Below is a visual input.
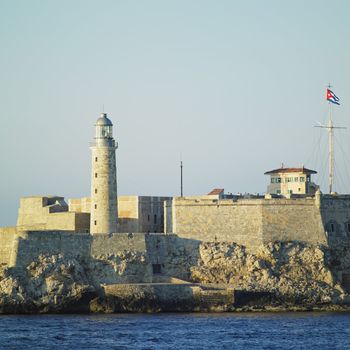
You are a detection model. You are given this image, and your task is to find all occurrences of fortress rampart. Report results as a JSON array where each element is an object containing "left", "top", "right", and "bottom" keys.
[
  {"left": 0, "top": 231, "right": 152, "bottom": 268},
  {"left": 165, "top": 194, "right": 350, "bottom": 250},
  {"left": 2, "top": 194, "right": 350, "bottom": 271}
]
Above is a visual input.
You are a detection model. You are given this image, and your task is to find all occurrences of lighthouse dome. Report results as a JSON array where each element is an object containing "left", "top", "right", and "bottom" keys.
[{"left": 95, "top": 113, "right": 113, "bottom": 126}]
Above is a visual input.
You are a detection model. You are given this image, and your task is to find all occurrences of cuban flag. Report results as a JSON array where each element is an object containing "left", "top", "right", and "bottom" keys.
[{"left": 326, "top": 88, "right": 340, "bottom": 105}]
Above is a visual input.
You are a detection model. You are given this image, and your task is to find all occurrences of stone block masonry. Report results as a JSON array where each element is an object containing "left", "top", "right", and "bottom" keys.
[
  {"left": 1, "top": 231, "right": 149, "bottom": 268},
  {"left": 165, "top": 196, "right": 329, "bottom": 251},
  {"left": 0, "top": 227, "right": 17, "bottom": 266}
]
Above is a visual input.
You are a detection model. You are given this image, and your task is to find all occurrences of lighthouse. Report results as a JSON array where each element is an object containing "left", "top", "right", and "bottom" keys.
[{"left": 90, "top": 113, "right": 118, "bottom": 234}]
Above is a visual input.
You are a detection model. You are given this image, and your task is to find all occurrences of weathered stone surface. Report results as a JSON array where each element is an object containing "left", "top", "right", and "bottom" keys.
[
  {"left": 0, "top": 254, "right": 95, "bottom": 313},
  {"left": 190, "top": 241, "right": 343, "bottom": 307},
  {"left": 0, "top": 250, "right": 151, "bottom": 313},
  {"left": 1, "top": 241, "right": 350, "bottom": 313}
]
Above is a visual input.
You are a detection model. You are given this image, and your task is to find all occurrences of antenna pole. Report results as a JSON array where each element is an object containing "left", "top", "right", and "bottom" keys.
[{"left": 180, "top": 160, "right": 183, "bottom": 197}]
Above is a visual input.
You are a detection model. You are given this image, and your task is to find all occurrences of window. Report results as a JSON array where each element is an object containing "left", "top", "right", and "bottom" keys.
[
  {"left": 276, "top": 190, "right": 281, "bottom": 194},
  {"left": 277, "top": 178, "right": 281, "bottom": 183},
  {"left": 288, "top": 190, "right": 293, "bottom": 194},
  {"left": 294, "top": 177, "right": 299, "bottom": 182},
  {"left": 271, "top": 178, "right": 276, "bottom": 183},
  {"left": 94, "top": 204, "right": 97, "bottom": 209},
  {"left": 300, "top": 177, "right": 305, "bottom": 182},
  {"left": 345, "top": 222, "right": 350, "bottom": 234},
  {"left": 95, "top": 173, "right": 98, "bottom": 178},
  {"left": 94, "top": 220, "right": 97, "bottom": 225},
  {"left": 95, "top": 157, "right": 98, "bottom": 162},
  {"left": 148, "top": 214, "right": 150, "bottom": 222},
  {"left": 154, "top": 214, "right": 157, "bottom": 224},
  {"left": 327, "top": 221, "right": 336, "bottom": 233},
  {"left": 95, "top": 189, "right": 98, "bottom": 194},
  {"left": 298, "top": 188, "right": 301, "bottom": 192},
  {"left": 152, "top": 264, "right": 162, "bottom": 274}
]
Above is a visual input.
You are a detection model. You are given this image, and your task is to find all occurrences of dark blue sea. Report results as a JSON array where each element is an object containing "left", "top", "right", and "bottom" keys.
[{"left": 0, "top": 312, "right": 350, "bottom": 349}]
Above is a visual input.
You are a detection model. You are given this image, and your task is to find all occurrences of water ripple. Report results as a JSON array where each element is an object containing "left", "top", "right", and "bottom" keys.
[{"left": 0, "top": 313, "right": 350, "bottom": 349}]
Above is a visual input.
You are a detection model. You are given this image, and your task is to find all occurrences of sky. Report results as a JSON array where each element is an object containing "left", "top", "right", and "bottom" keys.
[{"left": 1, "top": 0, "right": 350, "bottom": 226}]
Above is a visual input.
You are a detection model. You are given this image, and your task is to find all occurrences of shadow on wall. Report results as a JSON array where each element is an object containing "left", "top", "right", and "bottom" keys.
[
  {"left": 117, "top": 218, "right": 139, "bottom": 233},
  {"left": 12, "top": 231, "right": 154, "bottom": 285},
  {"left": 12, "top": 231, "right": 203, "bottom": 284},
  {"left": 145, "top": 234, "right": 202, "bottom": 281}
]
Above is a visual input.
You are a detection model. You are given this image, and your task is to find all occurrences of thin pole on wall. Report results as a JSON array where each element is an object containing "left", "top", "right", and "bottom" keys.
[{"left": 180, "top": 160, "right": 183, "bottom": 197}]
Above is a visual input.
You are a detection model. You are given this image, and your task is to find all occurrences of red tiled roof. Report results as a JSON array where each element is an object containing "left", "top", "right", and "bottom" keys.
[
  {"left": 208, "top": 188, "right": 224, "bottom": 195},
  {"left": 264, "top": 167, "right": 317, "bottom": 175}
]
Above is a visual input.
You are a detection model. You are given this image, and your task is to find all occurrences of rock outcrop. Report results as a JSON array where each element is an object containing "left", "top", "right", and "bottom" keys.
[
  {"left": 0, "top": 254, "right": 95, "bottom": 313},
  {"left": 0, "top": 250, "right": 150, "bottom": 313},
  {"left": 190, "top": 241, "right": 346, "bottom": 308},
  {"left": 0, "top": 241, "right": 350, "bottom": 313}
]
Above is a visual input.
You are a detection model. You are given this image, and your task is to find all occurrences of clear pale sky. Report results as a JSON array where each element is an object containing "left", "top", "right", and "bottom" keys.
[{"left": 1, "top": 0, "right": 350, "bottom": 226}]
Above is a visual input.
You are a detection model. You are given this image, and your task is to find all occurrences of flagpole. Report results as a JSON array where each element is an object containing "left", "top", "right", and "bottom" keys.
[
  {"left": 328, "top": 101, "right": 334, "bottom": 194},
  {"left": 314, "top": 86, "right": 345, "bottom": 194}
]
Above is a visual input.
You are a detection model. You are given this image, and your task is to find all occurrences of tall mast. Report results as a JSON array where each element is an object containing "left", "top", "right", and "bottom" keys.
[
  {"left": 315, "top": 85, "right": 345, "bottom": 194},
  {"left": 328, "top": 102, "right": 334, "bottom": 193}
]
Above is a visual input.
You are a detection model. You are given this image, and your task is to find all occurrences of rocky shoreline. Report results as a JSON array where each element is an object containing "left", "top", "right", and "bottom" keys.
[{"left": 1, "top": 241, "right": 350, "bottom": 314}]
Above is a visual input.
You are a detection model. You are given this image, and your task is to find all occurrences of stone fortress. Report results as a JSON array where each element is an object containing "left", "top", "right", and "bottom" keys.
[{"left": 2, "top": 112, "right": 350, "bottom": 312}]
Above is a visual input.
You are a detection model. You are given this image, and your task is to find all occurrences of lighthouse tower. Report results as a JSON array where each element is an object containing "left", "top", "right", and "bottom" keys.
[{"left": 90, "top": 113, "right": 118, "bottom": 234}]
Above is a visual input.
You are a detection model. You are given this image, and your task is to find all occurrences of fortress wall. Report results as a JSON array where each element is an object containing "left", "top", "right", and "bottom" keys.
[
  {"left": 145, "top": 234, "right": 201, "bottom": 280},
  {"left": 11, "top": 231, "right": 149, "bottom": 268},
  {"left": 46, "top": 213, "right": 76, "bottom": 231},
  {"left": 167, "top": 197, "right": 329, "bottom": 250},
  {"left": 117, "top": 196, "right": 139, "bottom": 232},
  {"left": 168, "top": 198, "right": 264, "bottom": 249},
  {"left": 91, "top": 233, "right": 147, "bottom": 256},
  {"left": 137, "top": 196, "right": 169, "bottom": 233},
  {"left": 75, "top": 213, "right": 91, "bottom": 233},
  {"left": 261, "top": 198, "right": 327, "bottom": 244},
  {"left": 0, "top": 227, "right": 17, "bottom": 266},
  {"left": 68, "top": 197, "right": 91, "bottom": 213},
  {"left": 320, "top": 196, "right": 350, "bottom": 245},
  {"left": 46, "top": 212, "right": 90, "bottom": 232},
  {"left": 164, "top": 200, "right": 173, "bottom": 234},
  {"left": 13, "top": 231, "right": 91, "bottom": 267},
  {"left": 17, "top": 197, "right": 48, "bottom": 228}
]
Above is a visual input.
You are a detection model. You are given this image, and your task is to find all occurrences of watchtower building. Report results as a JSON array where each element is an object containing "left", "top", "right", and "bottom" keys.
[
  {"left": 265, "top": 166, "right": 318, "bottom": 196},
  {"left": 90, "top": 113, "right": 118, "bottom": 234}
]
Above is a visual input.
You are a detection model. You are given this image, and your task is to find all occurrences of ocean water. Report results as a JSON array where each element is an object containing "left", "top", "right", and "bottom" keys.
[{"left": 0, "top": 312, "right": 350, "bottom": 349}]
